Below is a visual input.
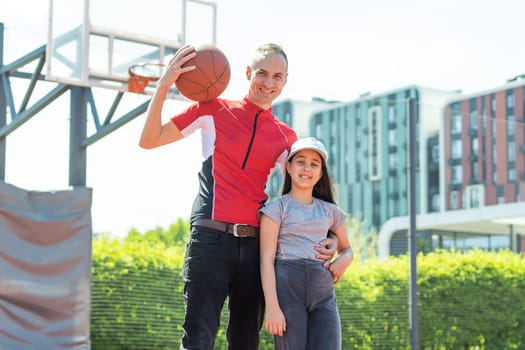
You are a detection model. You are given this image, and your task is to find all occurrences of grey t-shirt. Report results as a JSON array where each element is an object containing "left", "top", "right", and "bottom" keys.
[{"left": 260, "top": 194, "right": 347, "bottom": 261}]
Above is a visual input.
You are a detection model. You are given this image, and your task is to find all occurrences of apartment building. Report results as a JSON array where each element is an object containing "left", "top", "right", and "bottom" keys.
[
  {"left": 268, "top": 82, "right": 525, "bottom": 258},
  {"left": 309, "top": 86, "right": 457, "bottom": 229},
  {"left": 443, "top": 81, "right": 525, "bottom": 210},
  {"left": 380, "top": 80, "right": 525, "bottom": 257},
  {"left": 266, "top": 98, "right": 341, "bottom": 199}
]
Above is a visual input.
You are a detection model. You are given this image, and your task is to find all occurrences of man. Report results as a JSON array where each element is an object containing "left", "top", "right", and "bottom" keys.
[{"left": 139, "top": 43, "right": 337, "bottom": 350}]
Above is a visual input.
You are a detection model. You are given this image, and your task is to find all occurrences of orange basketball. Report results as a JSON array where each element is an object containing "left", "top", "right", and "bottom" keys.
[{"left": 175, "top": 44, "right": 231, "bottom": 102}]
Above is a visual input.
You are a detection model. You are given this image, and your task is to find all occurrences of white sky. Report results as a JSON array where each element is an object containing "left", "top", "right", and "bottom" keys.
[{"left": 1, "top": 0, "right": 525, "bottom": 237}]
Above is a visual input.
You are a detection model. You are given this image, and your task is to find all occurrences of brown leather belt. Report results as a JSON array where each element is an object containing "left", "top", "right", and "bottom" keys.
[{"left": 193, "top": 219, "right": 259, "bottom": 238}]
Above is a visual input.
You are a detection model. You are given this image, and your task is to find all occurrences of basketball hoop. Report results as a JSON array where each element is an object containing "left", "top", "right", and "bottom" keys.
[{"left": 128, "top": 63, "right": 165, "bottom": 93}]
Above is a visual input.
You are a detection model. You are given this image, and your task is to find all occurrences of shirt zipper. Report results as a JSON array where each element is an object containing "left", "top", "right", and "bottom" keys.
[{"left": 241, "top": 110, "right": 262, "bottom": 169}]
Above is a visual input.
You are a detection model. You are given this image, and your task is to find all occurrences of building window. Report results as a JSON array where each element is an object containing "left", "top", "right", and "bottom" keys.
[
  {"left": 451, "top": 139, "right": 462, "bottom": 159},
  {"left": 315, "top": 121, "right": 322, "bottom": 137},
  {"left": 465, "top": 185, "right": 484, "bottom": 208},
  {"left": 431, "top": 194, "right": 440, "bottom": 212},
  {"left": 492, "top": 135, "right": 497, "bottom": 184},
  {"left": 472, "top": 161, "right": 479, "bottom": 182},
  {"left": 389, "top": 129, "right": 396, "bottom": 145},
  {"left": 389, "top": 153, "right": 397, "bottom": 170},
  {"left": 481, "top": 96, "right": 487, "bottom": 130},
  {"left": 509, "top": 167, "right": 516, "bottom": 182},
  {"left": 472, "top": 137, "right": 479, "bottom": 154},
  {"left": 355, "top": 107, "right": 361, "bottom": 145},
  {"left": 507, "top": 89, "right": 515, "bottom": 110},
  {"left": 431, "top": 144, "right": 439, "bottom": 163},
  {"left": 451, "top": 112, "right": 462, "bottom": 134},
  {"left": 470, "top": 188, "right": 480, "bottom": 208},
  {"left": 450, "top": 191, "right": 459, "bottom": 209},
  {"left": 388, "top": 105, "right": 396, "bottom": 123},
  {"left": 369, "top": 106, "right": 382, "bottom": 181},
  {"left": 507, "top": 114, "right": 515, "bottom": 136},
  {"left": 508, "top": 140, "right": 515, "bottom": 162},
  {"left": 497, "top": 185, "right": 504, "bottom": 204},
  {"left": 347, "top": 188, "right": 353, "bottom": 214},
  {"left": 452, "top": 165, "right": 463, "bottom": 184},
  {"left": 470, "top": 107, "right": 478, "bottom": 130}
]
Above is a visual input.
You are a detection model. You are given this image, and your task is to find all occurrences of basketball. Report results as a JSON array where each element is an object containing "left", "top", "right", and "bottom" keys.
[{"left": 175, "top": 44, "right": 231, "bottom": 102}]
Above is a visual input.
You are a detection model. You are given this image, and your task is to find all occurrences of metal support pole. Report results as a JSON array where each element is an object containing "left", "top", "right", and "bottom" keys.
[
  {"left": 509, "top": 224, "right": 515, "bottom": 252},
  {"left": 408, "top": 97, "right": 419, "bottom": 349},
  {"left": 0, "top": 22, "right": 6, "bottom": 180},
  {"left": 69, "top": 86, "right": 88, "bottom": 187}
]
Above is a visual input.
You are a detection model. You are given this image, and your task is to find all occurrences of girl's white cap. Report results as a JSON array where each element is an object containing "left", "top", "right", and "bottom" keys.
[{"left": 288, "top": 137, "right": 328, "bottom": 162}]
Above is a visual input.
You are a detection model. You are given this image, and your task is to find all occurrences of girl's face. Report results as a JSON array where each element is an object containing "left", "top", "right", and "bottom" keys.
[{"left": 286, "top": 149, "right": 323, "bottom": 190}]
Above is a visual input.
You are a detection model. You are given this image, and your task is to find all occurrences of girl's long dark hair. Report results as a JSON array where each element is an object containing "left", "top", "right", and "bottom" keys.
[{"left": 281, "top": 154, "right": 336, "bottom": 204}]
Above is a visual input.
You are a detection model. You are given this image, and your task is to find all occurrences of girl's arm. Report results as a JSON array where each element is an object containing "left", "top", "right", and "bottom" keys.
[
  {"left": 259, "top": 214, "right": 286, "bottom": 336},
  {"left": 328, "top": 222, "right": 354, "bottom": 284}
]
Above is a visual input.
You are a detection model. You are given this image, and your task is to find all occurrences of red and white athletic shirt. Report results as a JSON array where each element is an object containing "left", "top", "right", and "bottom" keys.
[{"left": 171, "top": 96, "right": 297, "bottom": 227}]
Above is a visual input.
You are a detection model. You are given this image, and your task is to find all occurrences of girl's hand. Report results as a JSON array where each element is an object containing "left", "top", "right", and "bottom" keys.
[{"left": 265, "top": 306, "right": 287, "bottom": 336}]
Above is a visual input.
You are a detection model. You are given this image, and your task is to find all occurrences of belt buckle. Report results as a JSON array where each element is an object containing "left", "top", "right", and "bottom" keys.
[{"left": 232, "top": 223, "right": 248, "bottom": 237}]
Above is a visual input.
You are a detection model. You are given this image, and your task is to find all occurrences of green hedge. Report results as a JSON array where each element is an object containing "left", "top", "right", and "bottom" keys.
[
  {"left": 337, "top": 250, "right": 525, "bottom": 349},
  {"left": 91, "top": 239, "right": 525, "bottom": 349},
  {"left": 91, "top": 238, "right": 185, "bottom": 349}
]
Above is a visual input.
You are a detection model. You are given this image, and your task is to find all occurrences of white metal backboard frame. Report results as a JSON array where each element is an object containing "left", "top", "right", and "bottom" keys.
[{"left": 46, "top": 0, "right": 217, "bottom": 93}]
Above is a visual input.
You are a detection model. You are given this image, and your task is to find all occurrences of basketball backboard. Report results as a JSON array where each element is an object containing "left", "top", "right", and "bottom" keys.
[{"left": 46, "top": 0, "right": 217, "bottom": 93}]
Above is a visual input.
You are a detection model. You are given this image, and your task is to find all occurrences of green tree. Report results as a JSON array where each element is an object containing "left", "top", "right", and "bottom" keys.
[
  {"left": 347, "top": 214, "right": 378, "bottom": 263},
  {"left": 125, "top": 218, "right": 190, "bottom": 247}
]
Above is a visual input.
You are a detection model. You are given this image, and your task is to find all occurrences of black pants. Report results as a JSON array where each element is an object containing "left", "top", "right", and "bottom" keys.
[{"left": 180, "top": 226, "right": 264, "bottom": 350}]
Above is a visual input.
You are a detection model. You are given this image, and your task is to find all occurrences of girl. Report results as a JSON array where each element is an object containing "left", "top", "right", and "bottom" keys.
[{"left": 259, "top": 137, "right": 354, "bottom": 350}]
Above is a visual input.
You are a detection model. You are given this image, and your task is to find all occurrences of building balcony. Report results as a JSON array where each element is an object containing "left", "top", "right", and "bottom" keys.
[
  {"left": 447, "top": 158, "right": 462, "bottom": 166},
  {"left": 448, "top": 183, "right": 462, "bottom": 191},
  {"left": 468, "top": 178, "right": 480, "bottom": 185},
  {"left": 451, "top": 133, "right": 462, "bottom": 140}
]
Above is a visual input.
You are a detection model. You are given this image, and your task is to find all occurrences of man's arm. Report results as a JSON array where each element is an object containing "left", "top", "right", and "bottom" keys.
[
  {"left": 316, "top": 231, "right": 338, "bottom": 268},
  {"left": 326, "top": 224, "right": 354, "bottom": 284},
  {"left": 139, "top": 45, "right": 196, "bottom": 149}
]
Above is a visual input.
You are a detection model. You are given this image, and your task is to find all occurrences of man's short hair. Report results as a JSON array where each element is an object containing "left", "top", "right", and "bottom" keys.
[{"left": 254, "top": 43, "right": 288, "bottom": 67}]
